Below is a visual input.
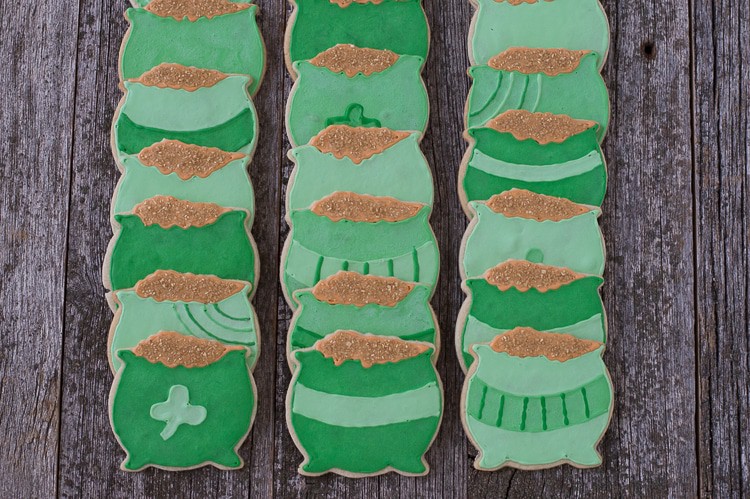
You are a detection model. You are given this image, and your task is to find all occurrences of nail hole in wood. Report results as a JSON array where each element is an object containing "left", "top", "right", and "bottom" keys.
[{"left": 641, "top": 41, "right": 656, "bottom": 59}]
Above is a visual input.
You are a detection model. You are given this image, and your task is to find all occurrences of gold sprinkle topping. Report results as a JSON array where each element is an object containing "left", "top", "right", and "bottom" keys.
[
  {"left": 310, "top": 192, "right": 422, "bottom": 222},
  {"left": 490, "top": 327, "right": 601, "bottom": 362},
  {"left": 309, "top": 126, "right": 409, "bottom": 164},
  {"left": 133, "top": 63, "right": 228, "bottom": 91},
  {"left": 485, "top": 260, "right": 583, "bottom": 292},
  {"left": 315, "top": 331, "right": 428, "bottom": 367},
  {"left": 485, "top": 110, "right": 596, "bottom": 144},
  {"left": 135, "top": 270, "right": 246, "bottom": 303},
  {"left": 145, "top": 0, "right": 250, "bottom": 21},
  {"left": 138, "top": 140, "right": 244, "bottom": 180},
  {"left": 330, "top": 0, "right": 383, "bottom": 6},
  {"left": 485, "top": 189, "right": 591, "bottom": 221},
  {"left": 310, "top": 44, "right": 399, "bottom": 77},
  {"left": 488, "top": 48, "right": 589, "bottom": 76},
  {"left": 312, "top": 271, "right": 414, "bottom": 307},
  {"left": 133, "top": 195, "right": 229, "bottom": 228},
  {"left": 133, "top": 331, "right": 241, "bottom": 367}
]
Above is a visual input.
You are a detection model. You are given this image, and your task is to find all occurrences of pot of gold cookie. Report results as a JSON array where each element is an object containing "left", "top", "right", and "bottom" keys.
[
  {"left": 462, "top": 327, "right": 612, "bottom": 470},
  {"left": 286, "top": 45, "right": 428, "bottom": 147},
  {"left": 287, "top": 331, "right": 443, "bottom": 476},
  {"left": 110, "top": 332, "right": 256, "bottom": 471}
]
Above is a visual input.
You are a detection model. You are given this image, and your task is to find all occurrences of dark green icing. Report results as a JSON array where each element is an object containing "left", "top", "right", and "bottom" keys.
[{"left": 108, "top": 210, "right": 255, "bottom": 290}]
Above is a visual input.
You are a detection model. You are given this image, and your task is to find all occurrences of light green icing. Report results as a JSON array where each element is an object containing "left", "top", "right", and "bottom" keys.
[
  {"left": 470, "top": 0, "right": 610, "bottom": 70},
  {"left": 469, "top": 148, "right": 603, "bottom": 182},
  {"left": 472, "top": 345, "right": 605, "bottom": 396},
  {"left": 462, "top": 202, "right": 605, "bottom": 278},
  {"left": 110, "top": 286, "right": 259, "bottom": 372},
  {"left": 287, "top": 56, "right": 428, "bottom": 147},
  {"left": 113, "top": 155, "right": 254, "bottom": 216},
  {"left": 292, "top": 382, "right": 441, "bottom": 427},
  {"left": 467, "top": 412, "right": 608, "bottom": 469},
  {"left": 131, "top": 0, "right": 248, "bottom": 6},
  {"left": 150, "top": 385, "right": 207, "bottom": 440},
  {"left": 122, "top": 76, "right": 252, "bottom": 131},
  {"left": 287, "top": 134, "right": 433, "bottom": 210}
]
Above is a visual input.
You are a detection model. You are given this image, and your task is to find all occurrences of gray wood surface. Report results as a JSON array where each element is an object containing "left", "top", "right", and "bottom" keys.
[{"left": 0, "top": 0, "right": 746, "bottom": 496}]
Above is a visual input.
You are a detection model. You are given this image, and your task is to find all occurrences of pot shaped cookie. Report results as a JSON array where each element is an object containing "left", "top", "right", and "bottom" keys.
[
  {"left": 110, "top": 332, "right": 256, "bottom": 471},
  {"left": 466, "top": 49, "right": 609, "bottom": 140},
  {"left": 113, "top": 140, "right": 254, "bottom": 218},
  {"left": 460, "top": 111, "right": 606, "bottom": 212},
  {"left": 461, "top": 189, "right": 605, "bottom": 279},
  {"left": 282, "top": 192, "right": 439, "bottom": 308},
  {"left": 285, "top": 0, "right": 428, "bottom": 75},
  {"left": 288, "top": 271, "right": 438, "bottom": 365},
  {"left": 120, "top": 0, "right": 265, "bottom": 95},
  {"left": 113, "top": 64, "right": 258, "bottom": 156},
  {"left": 287, "top": 331, "right": 443, "bottom": 476},
  {"left": 104, "top": 196, "right": 257, "bottom": 291},
  {"left": 109, "top": 270, "right": 260, "bottom": 372},
  {"left": 287, "top": 126, "right": 433, "bottom": 211},
  {"left": 286, "top": 45, "right": 428, "bottom": 147},
  {"left": 462, "top": 328, "right": 612, "bottom": 470},
  {"left": 457, "top": 260, "right": 605, "bottom": 370},
  {"left": 469, "top": 0, "right": 610, "bottom": 71}
]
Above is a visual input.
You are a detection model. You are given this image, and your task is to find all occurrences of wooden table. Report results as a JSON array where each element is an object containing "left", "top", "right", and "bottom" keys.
[{"left": 1, "top": 0, "right": 747, "bottom": 496}]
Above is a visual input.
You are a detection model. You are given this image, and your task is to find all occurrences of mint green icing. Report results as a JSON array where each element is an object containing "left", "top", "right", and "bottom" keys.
[
  {"left": 292, "top": 382, "right": 441, "bottom": 427},
  {"left": 462, "top": 203, "right": 605, "bottom": 278},
  {"left": 150, "top": 385, "right": 208, "bottom": 440},
  {"left": 110, "top": 285, "right": 259, "bottom": 372},
  {"left": 470, "top": 0, "right": 610, "bottom": 70},
  {"left": 113, "top": 155, "right": 254, "bottom": 216},
  {"left": 287, "top": 133, "right": 433, "bottom": 210},
  {"left": 469, "top": 149, "right": 602, "bottom": 182},
  {"left": 122, "top": 77, "right": 252, "bottom": 131},
  {"left": 287, "top": 56, "right": 428, "bottom": 147},
  {"left": 121, "top": 7, "right": 265, "bottom": 95},
  {"left": 466, "top": 53, "right": 609, "bottom": 140}
]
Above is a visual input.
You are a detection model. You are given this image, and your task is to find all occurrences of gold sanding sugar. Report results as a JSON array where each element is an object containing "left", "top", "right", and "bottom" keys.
[
  {"left": 485, "top": 110, "right": 596, "bottom": 144},
  {"left": 485, "top": 260, "right": 582, "bottom": 292},
  {"left": 136, "top": 63, "right": 227, "bottom": 90},
  {"left": 135, "top": 270, "right": 245, "bottom": 303},
  {"left": 485, "top": 188, "right": 590, "bottom": 221},
  {"left": 316, "top": 331, "right": 428, "bottom": 367},
  {"left": 133, "top": 195, "right": 228, "bottom": 228},
  {"left": 146, "top": 0, "right": 249, "bottom": 20},
  {"left": 488, "top": 48, "right": 589, "bottom": 76},
  {"left": 133, "top": 332, "right": 232, "bottom": 368},
  {"left": 490, "top": 327, "right": 601, "bottom": 361},
  {"left": 312, "top": 271, "right": 414, "bottom": 307},
  {"left": 310, "top": 44, "right": 399, "bottom": 77},
  {"left": 139, "top": 140, "right": 244, "bottom": 180},
  {"left": 311, "top": 192, "right": 422, "bottom": 222},
  {"left": 330, "top": 0, "right": 383, "bottom": 7},
  {"left": 310, "top": 126, "right": 409, "bottom": 164}
]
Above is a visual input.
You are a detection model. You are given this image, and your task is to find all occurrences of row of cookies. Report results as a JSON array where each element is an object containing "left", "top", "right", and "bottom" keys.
[
  {"left": 102, "top": 0, "right": 266, "bottom": 471},
  {"left": 457, "top": 0, "right": 614, "bottom": 471},
  {"left": 282, "top": 0, "right": 443, "bottom": 477}
]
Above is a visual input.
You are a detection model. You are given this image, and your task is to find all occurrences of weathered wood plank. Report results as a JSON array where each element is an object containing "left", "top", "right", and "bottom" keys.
[
  {"left": 0, "top": 0, "right": 78, "bottom": 496},
  {"left": 465, "top": 0, "right": 698, "bottom": 496},
  {"left": 693, "top": 0, "right": 750, "bottom": 497}
]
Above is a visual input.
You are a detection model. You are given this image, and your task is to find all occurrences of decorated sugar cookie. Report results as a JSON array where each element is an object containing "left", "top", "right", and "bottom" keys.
[
  {"left": 286, "top": 45, "right": 428, "bottom": 147},
  {"left": 285, "top": 0, "right": 428, "bottom": 77},
  {"left": 287, "top": 126, "right": 433, "bottom": 211},
  {"left": 288, "top": 271, "right": 438, "bottom": 365},
  {"left": 281, "top": 192, "right": 439, "bottom": 308},
  {"left": 461, "top": 189, "right": 605, "bottom": 279},
  {"left": 466, "top": 49, "right": 609, "bottom": 140},
  {"left": 113, "top": 140, "right": 254, "bottom": 217},
  {"left": 113, "top": 64, "right": 258, "bottom": 156},
  {"left": 108, "top": 270, "right": 260, "bottom": 372},
  {"left": 462, "top": 328, "right": 612, "bottom": 470},
  {"left": 104, "top": 196, "right": 258, "bottom": 291},
  {"left": 456, "top": 260, "right": 605, "bottom": 371},
  {"left": 468, "top": 0, "right": 610, "bottom": 71},
  {"left": 460, "top": 110, "right": 607, "bottom": 212},
  {"left": 287, "top": 331, "right": 443, "bottom": 476},
  {"left": 110, "top": 332, "right": 256, "bottom": 471},
  {"left": 120, "top": 0, "right": 265, "bottom": 96}
]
